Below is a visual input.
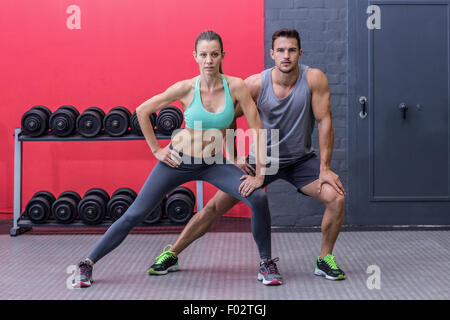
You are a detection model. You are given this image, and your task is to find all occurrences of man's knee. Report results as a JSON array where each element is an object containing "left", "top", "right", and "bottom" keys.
[
  {"left": 203, "top": 192, "right": 240, "bottom": 217},
  {"left": 203, "top": 200, "right": 224, "bottom": 218},
  {"left": 321, "top": 184, "right": 346, "bottom": 212}
]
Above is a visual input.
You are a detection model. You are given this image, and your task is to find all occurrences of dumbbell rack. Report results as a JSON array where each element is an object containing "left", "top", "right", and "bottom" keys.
[{"left": 11, "top": 128, "right": 204, "bottom": 236}]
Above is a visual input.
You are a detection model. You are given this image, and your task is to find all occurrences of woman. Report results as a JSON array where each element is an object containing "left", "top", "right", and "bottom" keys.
[{"left": 73, "top": 31, "right": 282, "bottom": 288}]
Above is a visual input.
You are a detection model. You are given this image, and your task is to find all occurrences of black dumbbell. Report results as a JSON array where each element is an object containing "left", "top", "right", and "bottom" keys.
[
  {"left": 111, "top": 187, "right": 138, "bottom": 199},
  {"left": 165, "top": 186, "right": 195, "bottom": 224},
  {"left": 51, "top": 191, "right": 81, "bottom": 224},
  {"left": 78, "top": 188, "right": 110, "bottom": 225},
  {"left": 142, "top": 197, "right": 165, "bottom": 224},
  {"left": 104, "top": 106, "right": 132, "bottom": 137},
  {"left": 21, "top": 105, "right": 52, "bottom": 137},
  {"left": 77, "top": 107, "right": 105, "bottom": 137},
  {"left": 130, "top": 111, "right": 157, "bottom": 136},
  {"left": 49, "top": 105, "right": 80, "bottom": 137},
  {"left": 156, "top": 106, "right": 183, "bottom": 136},
  {"left": 24, "top": 191, "right": 56, "bottom": 223},
  {"left": 107, "top": 187, "right": 137, "bottom": 221}
]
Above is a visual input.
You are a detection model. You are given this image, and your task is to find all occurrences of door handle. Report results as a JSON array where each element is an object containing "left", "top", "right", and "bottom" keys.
[
  {"left": 359, "top": 96, "right": 367, "bottom": 119},
  {"left": 398, "top": 102, "right": 408, "bottom": 119}
]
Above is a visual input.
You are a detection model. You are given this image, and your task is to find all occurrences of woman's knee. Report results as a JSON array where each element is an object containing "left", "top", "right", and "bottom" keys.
[
  {"left": 120, "top": 201, "right": 151, "bottom": 225},
  {"left": 246, "top": 189, "right": 269, "bottom": 210}
]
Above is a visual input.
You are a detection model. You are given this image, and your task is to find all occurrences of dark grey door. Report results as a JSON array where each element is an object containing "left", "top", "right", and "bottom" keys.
[{"left": 348, "top": 0, "right": 450, "bottom": 225}]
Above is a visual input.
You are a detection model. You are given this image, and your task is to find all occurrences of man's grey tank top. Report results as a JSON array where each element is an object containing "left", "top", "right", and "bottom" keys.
[{"left": 249, "top": 64, "right": 315, "bottom": 166}]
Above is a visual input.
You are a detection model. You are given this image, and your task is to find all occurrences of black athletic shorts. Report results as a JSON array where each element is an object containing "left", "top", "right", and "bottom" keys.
[{"left": 247, "top": 152, "right": 320, "bottom": 196}]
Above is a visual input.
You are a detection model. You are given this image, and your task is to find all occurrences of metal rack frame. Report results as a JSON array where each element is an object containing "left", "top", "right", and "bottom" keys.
[{"left": 10, "top": 128, "right": 204, "bottom": 236}]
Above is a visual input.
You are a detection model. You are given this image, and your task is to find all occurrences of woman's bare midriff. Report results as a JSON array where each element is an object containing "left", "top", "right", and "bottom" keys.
[{"left": 170, "top": 128, "right": 226, "bottom": 158}]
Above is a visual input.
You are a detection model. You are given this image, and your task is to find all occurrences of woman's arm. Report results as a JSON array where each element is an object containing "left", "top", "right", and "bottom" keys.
[
  {"left": 136, "top": 80, "right": 191, "bottom": 167},
  {"left": 223, "top": 113, "right": 256, "bottom": 176},
  {"left": 233, "top": 78, "right": 267, "bottom": 197}
]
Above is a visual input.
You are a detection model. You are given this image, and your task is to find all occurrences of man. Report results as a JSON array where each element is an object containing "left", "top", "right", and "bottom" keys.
[{"left": 148, "top": 29, "right": 346, "bottom": 285}]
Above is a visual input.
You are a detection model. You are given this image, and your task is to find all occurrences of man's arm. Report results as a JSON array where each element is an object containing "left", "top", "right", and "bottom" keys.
[{"left": 307, "top": 68, "right": 345, "bottom": 195}]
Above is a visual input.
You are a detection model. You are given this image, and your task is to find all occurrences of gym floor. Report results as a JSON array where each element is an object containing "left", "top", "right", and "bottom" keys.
[{"left": 0, "top": 218, "right": 448, "bottom": 300}]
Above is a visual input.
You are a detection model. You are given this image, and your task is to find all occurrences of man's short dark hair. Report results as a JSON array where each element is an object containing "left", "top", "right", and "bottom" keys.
[{"left": 271, "top": 29, "right": 301, "bottom": 49}]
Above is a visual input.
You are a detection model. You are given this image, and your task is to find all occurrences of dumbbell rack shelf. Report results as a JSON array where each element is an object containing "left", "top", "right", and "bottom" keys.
[
  {"left": 15, "top": 219, "right": 191, "bottom": 229},
  {"left": 11, "top": 128, "right": 204, "bottom": 236}
]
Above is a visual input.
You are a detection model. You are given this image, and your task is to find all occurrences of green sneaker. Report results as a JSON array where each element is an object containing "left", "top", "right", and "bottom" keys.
[
  {"left": 314, "top": 254, "right": 346, "bottom": 280},
  {"left": 148, "top": 245, "right": 179, "bottom": 275}
]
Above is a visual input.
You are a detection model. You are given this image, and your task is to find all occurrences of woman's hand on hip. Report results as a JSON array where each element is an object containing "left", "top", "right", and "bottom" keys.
[{"left": 154, "top": 145, "right": 181, "bottom": 168}]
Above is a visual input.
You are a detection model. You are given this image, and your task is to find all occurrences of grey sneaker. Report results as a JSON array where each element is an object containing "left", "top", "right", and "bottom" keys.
[
  {"left": 257, "top": 257, "right": 283, "bottom": 285},
  {"left": 72, "top": 260, "right": 94, "bottom": 288}
]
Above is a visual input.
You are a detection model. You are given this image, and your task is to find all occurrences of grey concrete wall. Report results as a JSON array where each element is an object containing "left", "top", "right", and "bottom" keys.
[{"left": 264, "top": 0, "right": 348, "bottom": 226}]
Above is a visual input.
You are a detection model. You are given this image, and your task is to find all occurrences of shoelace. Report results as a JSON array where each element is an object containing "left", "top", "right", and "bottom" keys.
[
  {"left": 78, "top": 261, "right": 91, "bottom": 274},
  {"left": 323, "top": 255, "right": 339, "bottom": 270},
  {"left": 155, "top": 245, "right": 174, "bottom": 264},
  {"left": 265, "top": 257, "right": 280, "bottom": 274}
]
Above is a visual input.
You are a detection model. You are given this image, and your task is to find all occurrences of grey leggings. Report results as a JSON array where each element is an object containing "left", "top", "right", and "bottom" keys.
[{"left": 87, "top": 150, "right": 272, "bottom": 263}]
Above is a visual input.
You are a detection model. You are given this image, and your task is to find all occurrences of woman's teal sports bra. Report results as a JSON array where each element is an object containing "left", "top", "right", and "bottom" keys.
[{"left": 184, "top": 74, "right": 235, "bottom": 130}]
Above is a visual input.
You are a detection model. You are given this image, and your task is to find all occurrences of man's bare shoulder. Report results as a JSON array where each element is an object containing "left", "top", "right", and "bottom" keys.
[
  {"left": 245, "top": 73, "right": 261, "bottom": 88},
  {"left": 224, "top": 73, "right": 262, "bottom": 103},
  {"left": 306, "top": 67, "right": 329, "bottom": 92},
  {"left": 223, "top": 73, "right": 260, "bottom": 88},
  {"left": 243, "top": 73, "right": 262, "bottom": 100}
]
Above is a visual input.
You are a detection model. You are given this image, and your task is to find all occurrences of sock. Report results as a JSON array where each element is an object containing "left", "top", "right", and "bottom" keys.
[{"left": 85, "top": 258, "right": 94, "bottom": 266}]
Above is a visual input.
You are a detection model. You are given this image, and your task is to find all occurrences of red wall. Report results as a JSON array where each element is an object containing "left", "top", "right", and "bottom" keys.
[{"left": 0, "top": 0, "right": 264, "bottom": 219}]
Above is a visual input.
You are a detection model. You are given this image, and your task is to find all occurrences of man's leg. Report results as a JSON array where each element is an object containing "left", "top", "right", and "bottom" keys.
[
  {"left": 170, "top": 190, "right": 240, "bottom": 256},
  {"left": 299, "top": 180, "right": 346, "bottom": 258}
]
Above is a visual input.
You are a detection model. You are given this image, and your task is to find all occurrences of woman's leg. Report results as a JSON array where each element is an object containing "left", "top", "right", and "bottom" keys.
[
  {"left": 87, "top": 162, "right": 191, "bottom": 263},
  {"left": 200, "top": 163, "right": 272, "bottom": 260}
]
